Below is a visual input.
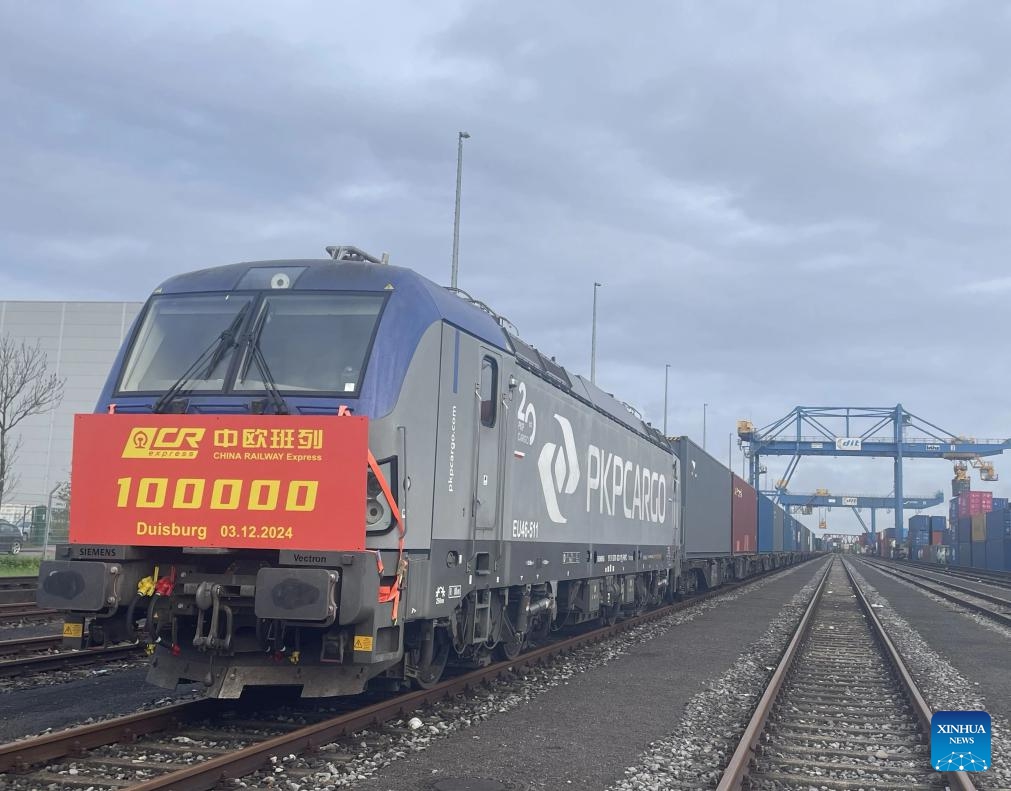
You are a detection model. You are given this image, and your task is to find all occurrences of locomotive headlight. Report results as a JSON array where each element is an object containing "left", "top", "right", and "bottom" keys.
[{"left": 365, "top": 459, "right": 396, "bottom": 532}]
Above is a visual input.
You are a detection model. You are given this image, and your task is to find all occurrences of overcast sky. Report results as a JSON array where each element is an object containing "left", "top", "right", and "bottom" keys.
[{"left": 3, "top": 2, "right": 1010, "bottom": 534}]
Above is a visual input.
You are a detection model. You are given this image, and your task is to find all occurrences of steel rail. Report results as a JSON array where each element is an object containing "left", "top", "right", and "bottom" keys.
[
  {"left": 0, "top": 634, "right": 61, "bottom": 655},
  {"left": 715, "top": 557, "right": 977, "bottom": 791},
  {"left": 893, "top": 559, "right": 1011, "bottom": 589},
  {"left": 714, "top": 559, "right": 831, "bottom": 790},
  {"left": 0, "top": 557, "right": 820, "bottom": 788},
  {"left": 0, "top": 642, "right": 143, "bottom": 677},
  {"left": 859, "top": 557, "right": 1011, "bottom": 628},
  {"left": 844, "top": 559, "right": 976, "bottom": 791},
  {"left": 0, "top": 603, "right": 57, "bottom": 622},
  {"left": 0, "top": 699, "right": 220, "bottom": 771},
  {"left": 0, "top": 576, "right": 40, "bottom": 589}
]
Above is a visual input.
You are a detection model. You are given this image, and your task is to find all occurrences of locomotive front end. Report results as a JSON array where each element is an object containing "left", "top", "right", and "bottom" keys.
[
  {"left": 38, "top": 412, "right": 406, "bottom": 697},
  {"left": 37, "top": 256, "right": 411, "bottom": 697}
]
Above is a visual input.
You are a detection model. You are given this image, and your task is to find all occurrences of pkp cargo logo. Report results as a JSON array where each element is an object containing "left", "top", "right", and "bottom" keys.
[
  {"left": 537, "top": 414, "right": 580, "bottom": 524},
  {"left": 931, "top": 711, "right": 990, "bottom": 772},
  {"left": 122, "top": 427, "right": 206, "bottom": 459}
]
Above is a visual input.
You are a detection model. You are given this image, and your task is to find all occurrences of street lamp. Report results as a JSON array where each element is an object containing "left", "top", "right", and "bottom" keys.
[
  {"left": 591, "top": 282, "right": 602, "bottom": 384},
  {"left": 703, "top": 402, "right": 708, "bottom": 451},
  {"left": 43, "top": 482, "right": 60, "bottom": 560},
  {"left": 663, "top": 363, "right": 670, "bottom": 436},
  {"left": 450, "top": 131, "right": 470, "bottom": 290}
]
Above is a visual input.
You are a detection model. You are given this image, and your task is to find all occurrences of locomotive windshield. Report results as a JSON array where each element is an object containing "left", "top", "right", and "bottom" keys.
[
  {"left": 119, "top": 294, "right": 253, "bottom": 392},
  {"left": 118, "top": 292, "right": 385, "bottom": 395},
  {"left": 233, "top": 293, "right": 384, "bottom": 393}
]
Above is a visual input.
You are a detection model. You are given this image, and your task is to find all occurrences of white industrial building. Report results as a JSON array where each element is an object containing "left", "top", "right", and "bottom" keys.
[{"left": 0, "top": 301, "right": 143, "bottom": 526}]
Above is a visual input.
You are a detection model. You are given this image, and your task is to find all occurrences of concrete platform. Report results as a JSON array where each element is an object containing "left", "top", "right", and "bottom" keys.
[{"left": 349, "top": 558, "right": 829, "bottom": 791}]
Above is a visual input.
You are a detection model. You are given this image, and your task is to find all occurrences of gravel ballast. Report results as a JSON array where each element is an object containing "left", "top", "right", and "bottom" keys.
[
  {"left": 0, "top": 667, "right": 203, "bottom": 743},
  {"left": 232, "top": 558, "right": 829, "bottom": 791},
  {"left": 850, "top": 558, "right": 1011, "bottom": 791}
]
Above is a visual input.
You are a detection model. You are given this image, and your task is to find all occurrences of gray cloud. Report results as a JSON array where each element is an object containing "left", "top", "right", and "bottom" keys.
[{"left": 3, "top": 1, "right": 1011, "bottom": 533}]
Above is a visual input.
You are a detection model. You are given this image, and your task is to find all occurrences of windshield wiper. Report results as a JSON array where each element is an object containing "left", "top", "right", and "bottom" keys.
[
  {"left": 151, "top": 303, "right": 250, "bottom": 414},
  {"left": 238, "top": 304, "right": 288, "bottom": 415}
]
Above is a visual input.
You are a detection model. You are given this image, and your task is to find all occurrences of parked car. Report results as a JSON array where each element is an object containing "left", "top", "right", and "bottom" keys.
[{"left": 0, "top": 520, "right": 23, "bottom": 554}]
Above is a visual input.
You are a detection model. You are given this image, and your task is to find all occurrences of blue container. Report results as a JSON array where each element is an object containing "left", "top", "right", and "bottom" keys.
[
  {"left": 993, "top": 498, "right": 1009, "bottom": 511},
  {"left": 986, "top": 539, "right": 1007, "bottom": 571},
  {"left": 758, "top": 494, "right": 774, "bottom": 552},
  {"left": 930, "top": 515, "right": 946, "bottom": 533},
  {"left": 971, "top": 541, "right": 987, "bottom": 569},
  {"left": 909, "top": 514, "right": 930, "bottom": 531},
  {"left": 957, "top": 517, "right": 972, "bottom": 543},
  {"left": 957, "top": 542, "right": 973, "bottom": 568},
  {"left": 985, "top": 511, "right": 1007, "bottom": 545}
]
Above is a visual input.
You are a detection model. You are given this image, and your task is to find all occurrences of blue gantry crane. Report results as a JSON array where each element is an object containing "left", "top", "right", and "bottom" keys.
[
  {"left": 738, "top": 405, "right": 1011, "bottom": 540},
  {"left": 775, "top": 489, "right": 944, "bottom": 537}
]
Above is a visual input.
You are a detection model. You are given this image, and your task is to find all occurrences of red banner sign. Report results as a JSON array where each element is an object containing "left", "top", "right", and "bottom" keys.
[{"left": 69, "top": 414, "right": 367, "bottom": 551}]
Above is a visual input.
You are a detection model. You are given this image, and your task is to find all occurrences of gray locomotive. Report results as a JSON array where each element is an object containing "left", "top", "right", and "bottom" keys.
[{"left": 37, "top": 246, "right": 806, "bottom": 698}]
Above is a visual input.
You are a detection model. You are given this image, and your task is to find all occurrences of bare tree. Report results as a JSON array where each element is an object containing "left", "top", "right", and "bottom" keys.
[{"left": 0, "top": 335, "right": 65, "bottom": 509}]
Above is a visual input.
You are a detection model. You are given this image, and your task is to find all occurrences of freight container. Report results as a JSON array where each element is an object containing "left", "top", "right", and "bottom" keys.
[
  {"left": 993, "top": 498, "right": 1009, "bottom": 511},
  {"left": 971, "top": 513, "right": 987, "bottom": 542},
  {"left": 957, "top": 517, "right": 972, "bottom": 543},
  {"left": 730, "top": 474, "right": 757, "bottom": 554},
  {"left": 985, "top": 540, "right": 1007, "bottom": 571},
  {"left": 675, "top": 437, "right": 733, "bottom": 557},
  {"left": 909, "top": 514, "right": 930, "bottom": 533},
  {"left": 773, "top": 506, "right": 784, "bottom": 551},
  {"left": 930, "top": 515, "right": 946, "bottom": 534},
  {"left": 957, "top": 542, "right": 972, "bottom": 568},
  {"left": 971, "top": 540, "right": 987, "bottom": 569},
  {"left": 985, "top": 510, "right": 1007, "bottom": 546},
  {"left": 958, "top": 491, "right": 993, "bottom": 518},
  {"left": 784, "top": 516, "right": 796, "bottom": 551},
  {"left": 757, "top": 494, "right": 774, "bottom": 552},
  {"left": 949, "top": 498, "right": 959, "bottom": 527},
  {"left": 930, "top": 530, "right": 944, "bottom": 545}
]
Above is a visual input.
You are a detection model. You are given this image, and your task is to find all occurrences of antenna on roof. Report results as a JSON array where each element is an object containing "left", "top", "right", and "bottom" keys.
[
  {"left": 445, "top": 286, "right": 519, "bottom": 336},
  {"left": 325, "top": 245, "right": 386, "bottom": 264}
]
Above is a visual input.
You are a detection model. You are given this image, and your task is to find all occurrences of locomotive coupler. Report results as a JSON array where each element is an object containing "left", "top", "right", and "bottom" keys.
[{"left": 193, "top": 581, "right": 234, "bottom": 651}]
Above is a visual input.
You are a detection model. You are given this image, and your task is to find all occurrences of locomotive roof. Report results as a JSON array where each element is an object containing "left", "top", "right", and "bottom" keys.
[
  {"left": 151, "top": 257, "right": 666, "bottom": 444},
  {"left": 155, "top": 258, "right": 511, "bottom": 354}
]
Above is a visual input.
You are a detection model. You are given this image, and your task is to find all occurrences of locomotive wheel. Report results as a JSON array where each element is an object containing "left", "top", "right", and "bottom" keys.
[
  {"left": 412, "top": 633, "right": 450, "bottom": 689},
  {"left": 494, "top": 629, "right": 524, "bottom": 661},
  {"left": 602, "top": 603, "right": 620, "bottom": 626}
]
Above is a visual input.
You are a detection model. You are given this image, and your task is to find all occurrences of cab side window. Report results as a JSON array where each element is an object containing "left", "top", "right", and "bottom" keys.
[{"left": 479, "top": 357, "right": 497, "bottom": 428}]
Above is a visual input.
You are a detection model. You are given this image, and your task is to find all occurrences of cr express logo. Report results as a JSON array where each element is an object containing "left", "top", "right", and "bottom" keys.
[
  {"left": 537, "top": 414, "right": 580, "bottom": 524},
  {"left": 122, "top": 427, "right": 206, "bottom": 459}
]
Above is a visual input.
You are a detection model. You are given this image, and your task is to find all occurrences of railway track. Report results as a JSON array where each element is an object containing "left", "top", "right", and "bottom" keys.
[
  {"left": 894, "top": 559, "right": 1011, "bottom": 590},
  {"left": 0, "top": 602, "right": 57, "bottom": 624},
  {"left": 0, "top": 638, "right": 143, "bottom": 678},
  {"left": 716, "top": 556, "right": 976, "bottom": 791},
  {"left": 0, "top": 557, "right": 820, "bottom": 790},
  {"left": 858, "top": 557, "right": 1011, "bottom": 628},
  {"left": 0, "top": 576, "right": 40, "bottom": 605}
]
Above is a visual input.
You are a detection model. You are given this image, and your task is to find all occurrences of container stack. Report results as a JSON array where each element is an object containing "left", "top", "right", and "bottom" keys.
[
  {"left": 907, "top": 515, "right": 930, "bottom": 559},
  {"left": 947, "top": 490, "right": 1011, "bottom": 571}
]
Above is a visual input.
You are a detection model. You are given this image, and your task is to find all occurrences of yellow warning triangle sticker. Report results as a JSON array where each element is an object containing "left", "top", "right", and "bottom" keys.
[{"left": 384, "top": 283, "right": 394, "bottom": 290}]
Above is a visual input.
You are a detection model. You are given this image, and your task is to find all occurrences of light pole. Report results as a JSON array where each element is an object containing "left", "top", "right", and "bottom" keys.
[
  {"left": 663, "top": 364, "right": 670, "bottom": 436},
  {"left": 450, "top": 131, "right": 470, "bottom": 290},
  {"left": 703, "top": 402, "right": 708, "bottom": 451},
  {"left": 591, "top": 282, "right": 601, "bottom": 384},
  {"left": 43, "top": 482, "right": 60, "bottom": 560}
]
